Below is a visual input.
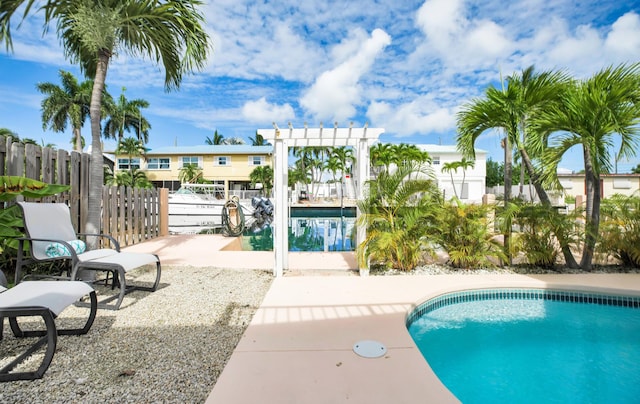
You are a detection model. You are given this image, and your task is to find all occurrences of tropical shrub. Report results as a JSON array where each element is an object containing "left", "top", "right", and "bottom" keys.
[
  {"left": 434, "top": 200, "right": 506, "bottom": 269},
  {"left": 510, "top": 202, "right": 581, "bottom": 268},
  {"left": 357, "top": 162, "right": 441, "bottom": 271},
  {"left": 596, "top": 194, "right": 640, "bottom": 267}
]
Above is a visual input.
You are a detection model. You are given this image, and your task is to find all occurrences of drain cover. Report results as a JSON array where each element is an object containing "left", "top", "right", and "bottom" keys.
[{"left": 353, "top": 340, "right": 387, "bottom": 358}]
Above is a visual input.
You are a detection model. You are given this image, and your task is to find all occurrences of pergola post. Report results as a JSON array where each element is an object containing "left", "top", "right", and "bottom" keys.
[{"left": 260, "top": 123, "right": 383, "bottom": 277}]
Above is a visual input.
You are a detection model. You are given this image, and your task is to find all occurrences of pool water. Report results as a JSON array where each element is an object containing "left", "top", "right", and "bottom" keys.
[
  {"left": 241, "top": 216, "right": 356, "bottom": 252},
  {"left": 407, "top": 290, "right": 640, "bottom": 403}
]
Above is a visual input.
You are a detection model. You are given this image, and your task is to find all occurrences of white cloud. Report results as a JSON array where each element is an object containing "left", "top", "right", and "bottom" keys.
[
  {"left": 367, "top": 98, "right": 456, "bottom": 138},
  {"left": 604, "top": 12, "right": 640, "bottom": 57},
  {"left": 300, "top": 28, "right": 391, "bottom": 122},
  {"left": 241, "top": 97, "right": 295, "bottom": 123}
]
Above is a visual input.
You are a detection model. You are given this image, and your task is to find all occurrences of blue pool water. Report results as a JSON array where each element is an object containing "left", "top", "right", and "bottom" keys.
[
  {"left": 407, "top": 290, "right": 640, "bottom": 404},
  {"left": 241, "top": 215, "right": 356, "bottom": 252}
]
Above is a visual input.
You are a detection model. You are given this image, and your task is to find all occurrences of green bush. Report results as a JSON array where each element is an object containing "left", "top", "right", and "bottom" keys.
[{"left": 596, "top": 194, "right": 640, "bottom": 268}]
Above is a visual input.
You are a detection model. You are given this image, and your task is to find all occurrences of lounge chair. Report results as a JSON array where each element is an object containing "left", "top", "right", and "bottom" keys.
[
  {"left": 0, "top": 270, "right": 97, "bottom": 382},
  {"left": 16, "top": 202, "right": 161, "bottom": 310}
]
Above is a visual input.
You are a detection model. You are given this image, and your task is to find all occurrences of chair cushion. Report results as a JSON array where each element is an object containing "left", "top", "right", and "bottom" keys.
[
  {"left": 45, "top": 240, "right": 87, "bottom": 258},
  {"left": 0, "top": 281, "right": 94, "bottom": 316}
]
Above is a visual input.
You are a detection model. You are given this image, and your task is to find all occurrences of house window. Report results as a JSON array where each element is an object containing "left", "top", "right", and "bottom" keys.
[
  {"left": 249, "top": 156, "right": 265, "bottom": 166},
  {"left": 117, "top": 158, "right": 141, "bottom": 170},
  {"left": 432, "top": 156, "right": 440, "bottom": 165},
  {"left": 215, "top": 156, "right": 230, "bottom": 166},
  {"left": 181, "top": 156, "right": 202, "bottom": 168},
  {"left": 147, "top": 158, "right": 170, "bottom": 170}
]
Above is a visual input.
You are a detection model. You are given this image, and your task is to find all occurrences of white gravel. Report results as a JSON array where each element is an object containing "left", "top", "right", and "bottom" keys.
[{"left": 1, "top": 266, "right": 273, "bottom": 403}]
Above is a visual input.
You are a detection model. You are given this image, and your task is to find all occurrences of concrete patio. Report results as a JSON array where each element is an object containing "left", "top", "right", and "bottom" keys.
[{"left": 123, "top": 235, "right": 640, "bottom": 403}]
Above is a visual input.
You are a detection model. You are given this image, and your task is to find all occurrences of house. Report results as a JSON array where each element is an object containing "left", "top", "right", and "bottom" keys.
[
  {"left": 114, "top": 145, "right": 273, "bottom": 198},
  {"left": 558, "top": 173, "right": 640, "bottom": 201},
  {"left": 417, "top": 144, "right": 487, "bottom": 203}
]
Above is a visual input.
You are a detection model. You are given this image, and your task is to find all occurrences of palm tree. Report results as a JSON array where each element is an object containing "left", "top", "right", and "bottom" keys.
[
  {"left": 1, "top": 0, "right": 211, "bottom": 242},
  {"left": 534, "top": 63, "right": 640, "bottom": 270},
  {"left": 178, "top": 164, "right": 203, "bottom": 184},
  {"left": 36, "top": 70, "right": 92, "bottom": 152},
  {"left": 441, "top": 158, "right": 474, "bottom": 200},
  {"left": 457, "top": 66, "right": 576, "bottom": 267},
  {"left": 223, "top": 136, "right": 246, "bottom": 145},
  {"left": 205, "top": 130, "right": 225, "bottom": 145},
  {"left": 249, "top": 165, "right": 273, "bottom": 196},
  {"left": 249, "top": 131, "right": 270, "bottom": 146},
  {"left": 103, "top": 87, "right": 150, "bottom": 144},
  {"left": 115, "top": 136, "right": 147, "bottom": 181},
  {"left": 370, "top": 143, "right": 394, "bottom": 174}
]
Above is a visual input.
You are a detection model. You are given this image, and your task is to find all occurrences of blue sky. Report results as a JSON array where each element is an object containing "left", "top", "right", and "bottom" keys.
[{"left": 1, "top": 0, "right": 639, "bottom": 172}]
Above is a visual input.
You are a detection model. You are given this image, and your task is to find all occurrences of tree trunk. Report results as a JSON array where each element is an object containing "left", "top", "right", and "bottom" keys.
[
  {"left": 73, "top": 127, "right": 83, "bottom": 152},
  {"left": 503, "top": 137, "right": 512, "bottom": 265},
  {"left": 520, "top": 147, "right": 579, "bottom": 268},
  {"left": 580, "top": 146, "right": 598, "bottom": 271},
  {"left": 87, "top": 50, "right": 111, "bottom": 246}
]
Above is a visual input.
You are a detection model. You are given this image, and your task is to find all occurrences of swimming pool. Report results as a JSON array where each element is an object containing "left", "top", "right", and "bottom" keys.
[
  {"left": 407, "top": 289, "right": 640, "bottom": 403},
  {"left": 240, "top": 207, "right": 357, "bottom": 252}
]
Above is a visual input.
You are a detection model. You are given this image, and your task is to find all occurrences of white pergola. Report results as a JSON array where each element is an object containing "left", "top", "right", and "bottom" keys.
[{"left": 258, "top": 123, "right": 384, "bottom": 277}]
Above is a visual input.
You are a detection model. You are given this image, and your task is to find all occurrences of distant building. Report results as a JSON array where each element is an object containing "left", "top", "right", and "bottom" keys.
[
  {"left": 558, "top": 173, "right": 640, "bottom": 200},
  {"left": 417, "top": 144, "right": 487, "bottom": 203},
  {"left": 114, "top": 145, "right": 273, "bottom": 198}
]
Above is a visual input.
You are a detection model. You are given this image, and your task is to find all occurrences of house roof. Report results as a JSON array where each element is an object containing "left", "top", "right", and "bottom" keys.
[{"left": 145, "top": 145, "right": 273, "bottom": 155}]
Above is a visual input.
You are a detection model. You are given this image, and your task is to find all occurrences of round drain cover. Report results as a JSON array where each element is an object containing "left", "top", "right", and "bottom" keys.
[{"left": 353, "top": 340, "right": 387, "bottom": 358}]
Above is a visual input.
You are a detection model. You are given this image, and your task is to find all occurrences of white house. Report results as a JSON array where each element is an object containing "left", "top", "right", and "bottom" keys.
[{"left": 417, "top": 144, "right": 487, "bottom": 203}]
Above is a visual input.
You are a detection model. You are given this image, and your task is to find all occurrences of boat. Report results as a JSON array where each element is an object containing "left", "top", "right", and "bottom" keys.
[{"left": 168, "top": 183, "right": 226, "bottom": 234}]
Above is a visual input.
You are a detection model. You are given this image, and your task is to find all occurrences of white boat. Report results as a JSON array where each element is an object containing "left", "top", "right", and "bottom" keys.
[{"left": 168, "top": 183, "right": 226, "bottom": 234}]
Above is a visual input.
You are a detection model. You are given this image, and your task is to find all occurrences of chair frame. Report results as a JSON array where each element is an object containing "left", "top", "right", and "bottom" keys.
[
  {"left": 0, "top": 283, "right": 97, "bottom": 382},
  {"left": 16, "top": 202, "right": 161, "bottom": 310}
]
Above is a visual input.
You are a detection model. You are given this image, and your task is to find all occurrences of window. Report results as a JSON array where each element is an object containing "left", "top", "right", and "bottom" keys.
[
  {"left": 181, "top": 156, "right": 202, "bottom": 168},
  {"left": 147, "top": 158, "right": 170, "bottom": 170},
  {"left": 214, "top": 156, "right": 230, "bottom": 166},
  {"left": 249, "top": 156, "right": 265, "bottom": 166},
  {"left": 432, "top": 156, "right": 440, "bottom": 165},
  {"left": 117, "top": 158, "right": 141, "bottom": 170}
]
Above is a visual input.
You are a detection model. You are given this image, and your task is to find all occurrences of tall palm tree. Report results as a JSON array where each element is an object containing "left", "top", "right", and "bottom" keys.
[
  {"left": 103, "top": 87, "right": 150, "bottom": 144},
  {"left": 205, "top": 130, "right": 225, "bottom": 145},
  {"left": 223, "top": 136, "right": 246, "bottom": 145},
  {"left": 457, "top": 66, "right": 576, "bottom": 267},
  {"left": 534, "top": 63, "right": 640, "bottom": 270},
  {"left": 1, "top": 0, "right": 211, "bottom": 241},
  {"left": 370, "top": 142, "right": 394, "bottom": 174},
  {"left": 441, "top": 158, "right": 474, "bottom": 200},
  {"left": 36, "top": 70, "right": 92, "bottom": 152}
]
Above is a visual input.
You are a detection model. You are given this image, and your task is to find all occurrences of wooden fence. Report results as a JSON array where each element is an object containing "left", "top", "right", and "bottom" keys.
[{"left": 0, "top": 135, "right": 162, "bottom": 247}]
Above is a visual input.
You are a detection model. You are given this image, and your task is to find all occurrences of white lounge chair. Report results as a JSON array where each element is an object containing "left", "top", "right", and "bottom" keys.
[
  {"left": 0, "top": 271, "right": 97, "bottom": 382},
  {"left": 16, "top": 202, "right": 161, "bottom": 310}
]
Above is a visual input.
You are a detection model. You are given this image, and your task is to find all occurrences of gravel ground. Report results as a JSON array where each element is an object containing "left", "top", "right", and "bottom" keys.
[{"left": 1, "top": 266, "right": 273, "bottom": 403}]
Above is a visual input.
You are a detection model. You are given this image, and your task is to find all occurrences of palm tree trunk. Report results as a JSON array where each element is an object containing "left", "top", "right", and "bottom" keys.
[
  {"left": 520, "top": 147, "right": 579, "bottom": 268},
  {"left": 581, "top": 147, "right": 598, "bottom": 270},
  {"left": 73, "top": 127, "right": 83, "bottom": 152},
  {"left": 503, "top": 137, "right": 512, "bottom": 265},
  {"left": 87, "top": 51, "right": 110, "bottom": 246}
]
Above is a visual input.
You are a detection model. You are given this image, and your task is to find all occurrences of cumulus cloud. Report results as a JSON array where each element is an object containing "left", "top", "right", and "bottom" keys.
[
  {"left": 367, "top": 98, "right": 456, "bottom": 138},
  {"left": 604, "top": 12, "right": 640, "bottom": 57},
  {"left": 300, "top": 28, "right": 391, "bottom": 122},
  {"left": 241, "top": 97, "right": 295, "bottom": 123}
]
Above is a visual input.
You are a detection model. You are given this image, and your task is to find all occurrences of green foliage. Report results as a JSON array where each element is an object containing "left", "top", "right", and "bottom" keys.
[
  {"left": 357, "top": 162, "right": 441, "bottom": 271},
  {"left": 596, "top": 194, "right": 640, "bottom": 267},
  {"left": 510, "top": 202, "right": 581, "bottom": 268},
  {"left": 0, "top": 176, "right": 71, "bottom": 275},
  {"left": 249, "top": 166, "right": 274, "bottom": 196},
  {"left": 178, "top": 164, "right": 204, "bottom": 184},
  {"left": 434, "top": 201, "right": 506, "bottom": 269}
]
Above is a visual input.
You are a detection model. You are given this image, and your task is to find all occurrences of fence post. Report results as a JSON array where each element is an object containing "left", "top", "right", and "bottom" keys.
[{"left": 159, "top": 188, "right": 169, "bottom": 236}]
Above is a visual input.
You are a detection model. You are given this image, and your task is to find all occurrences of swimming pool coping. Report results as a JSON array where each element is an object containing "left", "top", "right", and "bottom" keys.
[{"left": 406, "top": 287, "right": 640, "bottom": 327}]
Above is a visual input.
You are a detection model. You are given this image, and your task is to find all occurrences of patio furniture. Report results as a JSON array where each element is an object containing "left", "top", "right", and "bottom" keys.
[
  {"left": 16, "top": 202, "right": 161, "bottom": 310},
  {"left": 0, "top": 270, "right": 97, "bottom": 382}
]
